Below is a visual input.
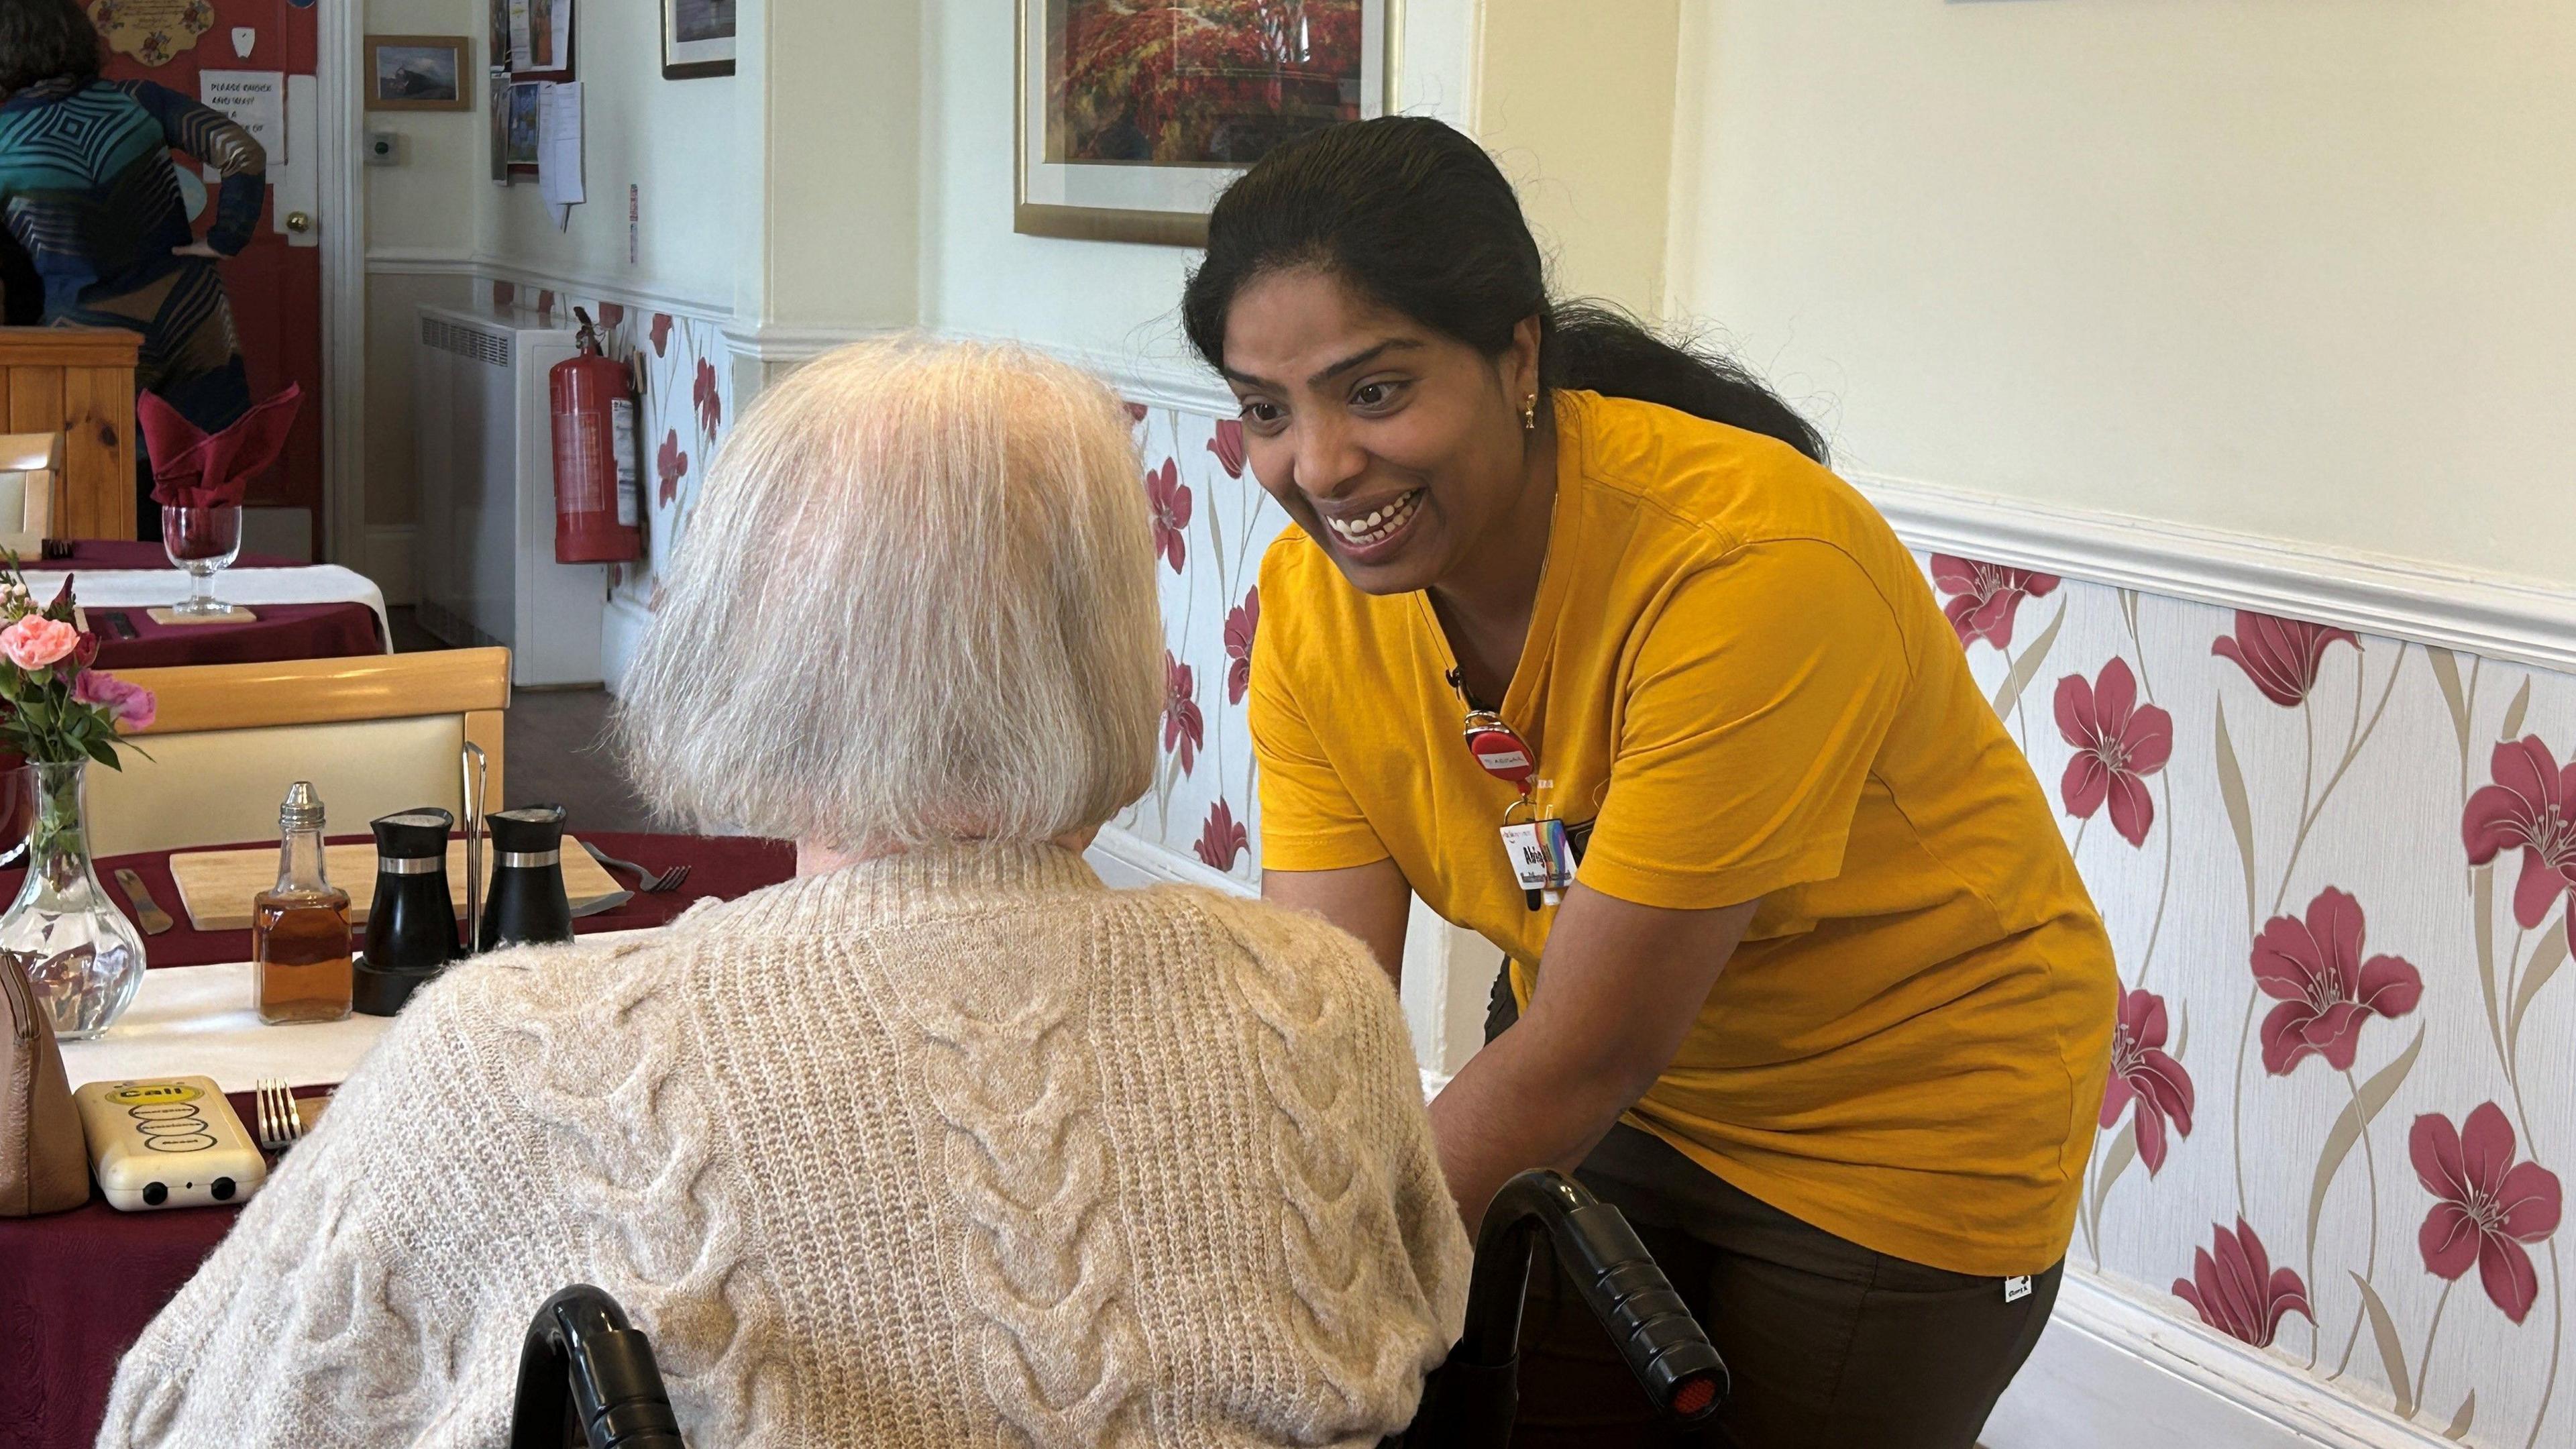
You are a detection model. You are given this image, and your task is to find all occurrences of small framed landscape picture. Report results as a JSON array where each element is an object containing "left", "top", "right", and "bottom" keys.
[
  {"left": 366, "top": 36, "right": 472, "bottom": 113},
  {"left": 661, "top": 0, "right": 737, "bottom": 80}
]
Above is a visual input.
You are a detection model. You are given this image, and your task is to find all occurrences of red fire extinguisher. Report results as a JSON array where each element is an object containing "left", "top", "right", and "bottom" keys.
[{"left": 549, "top": 307, "right": 643, "bottom": 564}]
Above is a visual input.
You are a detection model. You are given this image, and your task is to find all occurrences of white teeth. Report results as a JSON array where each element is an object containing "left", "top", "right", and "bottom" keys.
[{"left": 1326, "top": 491, "right": 1421, "bottom": 547}]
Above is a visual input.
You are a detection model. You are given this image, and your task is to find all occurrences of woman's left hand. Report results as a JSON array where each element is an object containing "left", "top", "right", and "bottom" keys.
[{"left": 170, "top": 241, "right": 223, "bottom": 260}]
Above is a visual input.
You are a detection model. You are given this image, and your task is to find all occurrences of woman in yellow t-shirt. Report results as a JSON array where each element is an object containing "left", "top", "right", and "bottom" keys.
[{"left": 1180, "top": 117, "right": 2118, "bottom": 1448}]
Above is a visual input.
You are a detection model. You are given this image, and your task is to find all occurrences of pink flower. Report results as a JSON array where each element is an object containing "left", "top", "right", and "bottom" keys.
[
  {"left": 2252, "top": 887, "right": 2424, "bottom": 1075},
  {"left": 1193, "top": 798, "right": 1248, "bottom": 871},
  {"left": 2055, "top": 657, "right": 2173, "bottom": 846},
  {"left": 1, "top": 615, "right": 80, "bottom": 671},
  {"left": 1929, "top": 555, "right": 2059, "bottom": 651},
  {"left": 1163, "top": 651, "right": 1202, "bottom": 774},
  {"left": 649, "top": 313, "right": 674, "bottom": 358},
  {"left": 692, "top": 358, "right": 721, "bottom": 434},
  {"left": 594, "top": 303, "right": 626, "bottom": 329},
  {"left": 2213, "top": 611, "right": 2359, "bottom": 707},
  {"left": 2173, "top": 1218, "right": 2312, "bottom": 1348},
  {"left": 1224, "top": 587, "right": 1259, "bottom": 705},
  {"left": 1208, "top": 419, "right": 1247, "bottom": 479},
  {"left": 2412, "top": 1104, "right": 2563, "bottom": 1324},
  {"left": 2463, "top": 736, "right": 2576, "bottom": 930},
  {"left": 1146, "top": 460, "right": 1191, "bottom": 573},
  {"left": 71, "top": 671, "right": 154, "bottom": 731},
  {"left": 2100, "top": 987, "right": 2194, "bottom": 1173},
  {"left": 1123, "top": 400, "right": 1148, "bottom": 425},
  {"left": 656, "top": 430, "right": 690, "bottom": 508}
]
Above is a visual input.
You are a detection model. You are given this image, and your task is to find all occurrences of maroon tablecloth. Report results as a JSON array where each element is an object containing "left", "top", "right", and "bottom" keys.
[
  {"left": 37, "top": 540, "right": 384, "bottom": 670},
  {"left": 0, "top": 830, "right": 794, "bottom": 1449}
]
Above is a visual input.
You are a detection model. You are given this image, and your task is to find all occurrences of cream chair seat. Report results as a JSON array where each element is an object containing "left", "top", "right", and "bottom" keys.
[
  {"left": 0, "top": 431, "right": 62, "bottom": 556},
  {"left": 85, "top": 649, "right": 509, "bottom": 857}
]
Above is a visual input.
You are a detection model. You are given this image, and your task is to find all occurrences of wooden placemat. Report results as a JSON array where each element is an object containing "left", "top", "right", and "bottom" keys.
[
  {"left": 167, "top": 837, "right": 621, "bottom": 932},
  {"left": 146, "top": 606, "right": 259, "bottom": 627}
]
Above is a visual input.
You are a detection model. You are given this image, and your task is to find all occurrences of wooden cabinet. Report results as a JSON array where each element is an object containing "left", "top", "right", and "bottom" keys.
[{"left": 0, "top": 327, "right": 138, "bottom": 539}]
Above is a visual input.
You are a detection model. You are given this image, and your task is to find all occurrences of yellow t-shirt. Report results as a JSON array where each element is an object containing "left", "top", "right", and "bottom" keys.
[{"left": 1251, "top": 390, "right": 2116, "bottom": 1277}]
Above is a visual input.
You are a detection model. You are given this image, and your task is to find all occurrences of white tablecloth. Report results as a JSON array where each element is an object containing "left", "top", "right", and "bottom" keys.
[
  {"left": 58, "top": 961, "right": 391, "bottom": 1092},
  {"left": 22, "top": 564, "right": 393, "bottom": 647}
]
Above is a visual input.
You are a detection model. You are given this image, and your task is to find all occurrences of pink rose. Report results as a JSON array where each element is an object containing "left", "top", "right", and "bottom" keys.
[
  {"left": 72, "top": 670, "right": 156, "bottom": 731},
  {"left": 2, "top": 615, "right": 80, "bottom": 671}
]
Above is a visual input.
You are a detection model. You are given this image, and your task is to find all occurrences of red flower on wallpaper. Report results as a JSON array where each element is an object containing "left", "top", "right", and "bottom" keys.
[
  {"left": 1146, "top": 460, "right": 1191, "bottom": 573},
  {"left": 2251, "top": 886, "right": 2424, "bottom": 1076},
  {"left": 1224, "top": 587, "right": 1259, "bottom": 706},
  {"left": 649, "top": 313, "right": 674, "bottom": 358},
  {"left": 2054, "top": 657, "right": 2174, "bottom": 847},
  {"left": 1208, "top": 419, "right": 1248, "bottom": 479},
  {"left": 692, "top": 358, "right": 722, "bottom": 435},
  {"left": 2172, "top": 1218, "right": 2312, "bottom": 1348},
  {"left": 2100, "top": 987, "right": 2194, "bottom": 1174},
  {"left": 535, "top": 289, "right": 557, "bottom": 317},
  {"left": 2212, "top": 610, "right": 2361, "bottom": 707},
  {"left": 594, "top": 303, "right": 625, "bottom": 329},
  {"left": 1193, "top": 798, "right": 1248, "bottom": 871},
  {"left": 1124, "top": 400, "right": 1149, "bottom": 425},
  {"left": 1163, "top": 650, "right": 1202, "bottom": 774},
  {"left": 2412, "top": 1103, "right": 2564, "bottom": 1324},
  {"left": 1929, "top": 555, "right": 2059, "bottom": 651},
  {"left": 490, "top": 281, "right": 517, "bottom": 309},
  {"left": 655, "top": 430, "right": 689, "bottom": 507},
  {"left": 2463, "top": 735, "right": 2576, "bottom": 930}
]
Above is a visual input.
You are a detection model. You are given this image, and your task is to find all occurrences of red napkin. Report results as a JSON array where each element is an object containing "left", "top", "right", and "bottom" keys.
[{"left": 139, "top": 384, "right": 304, "bottom": 510}]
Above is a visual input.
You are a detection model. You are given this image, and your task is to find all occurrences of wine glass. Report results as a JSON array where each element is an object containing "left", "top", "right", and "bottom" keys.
[{"left": 161, "top": 504, "right": 244, "bottom": 618}]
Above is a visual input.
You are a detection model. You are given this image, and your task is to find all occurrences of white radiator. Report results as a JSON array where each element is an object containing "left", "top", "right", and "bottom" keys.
[{"left": 411, "top": 303, "right": 604, "bottom": 687}]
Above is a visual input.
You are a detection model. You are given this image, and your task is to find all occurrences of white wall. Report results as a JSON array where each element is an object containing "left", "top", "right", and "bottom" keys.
[{"left": 1670, "top": 0, "right": 2576, "bottom": 590}]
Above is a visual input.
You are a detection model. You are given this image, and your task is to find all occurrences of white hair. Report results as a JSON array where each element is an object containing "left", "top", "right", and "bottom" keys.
[{"left": 614, "top": 335, "right": 1159, "bottom": 851}]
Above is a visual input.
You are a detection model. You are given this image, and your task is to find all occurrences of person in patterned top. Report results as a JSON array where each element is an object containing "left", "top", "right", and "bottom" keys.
[{"left": 0, "top": 0, "right": 266, "bottom": 538}]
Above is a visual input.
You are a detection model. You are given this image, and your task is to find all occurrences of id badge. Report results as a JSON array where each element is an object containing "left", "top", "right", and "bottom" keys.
[{"left": 1499, "top": 817, "right": 1575, "bottom": 909}]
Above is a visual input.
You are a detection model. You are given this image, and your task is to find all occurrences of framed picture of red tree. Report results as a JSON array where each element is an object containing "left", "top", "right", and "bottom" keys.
[{"left": 1018, "top": 0, "right": 1389, "bottom": 246}]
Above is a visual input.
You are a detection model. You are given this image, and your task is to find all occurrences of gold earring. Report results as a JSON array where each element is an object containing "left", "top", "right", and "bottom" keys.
[{"left": 1521, "top": 394, "right": 1538, "bottom": 431}]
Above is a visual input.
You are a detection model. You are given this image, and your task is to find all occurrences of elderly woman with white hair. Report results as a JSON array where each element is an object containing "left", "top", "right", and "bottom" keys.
[{"left": 97, "top": 337, "right": 1470, "bottom": 1448}]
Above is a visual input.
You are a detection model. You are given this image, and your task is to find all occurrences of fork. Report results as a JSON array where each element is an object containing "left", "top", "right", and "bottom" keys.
[
  {"left": 253, "top": 1078, "right": 305, "bottom": 1154},
  {"left": 578, "top": 839, "right": 691, "bottom": 894}
]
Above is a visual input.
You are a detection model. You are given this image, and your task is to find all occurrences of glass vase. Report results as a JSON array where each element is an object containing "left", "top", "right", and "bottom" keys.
[{"left": 0, "top": 761, "right": 147, "bottom": 1040}]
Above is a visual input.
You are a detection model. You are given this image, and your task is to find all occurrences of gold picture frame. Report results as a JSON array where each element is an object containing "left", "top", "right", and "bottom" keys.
[
  {"left": 1015, "top": 1, "right": 1392, "bottom": 248},
  {"left": 367, "top": 35, "right": 472, "bottom": 113}
]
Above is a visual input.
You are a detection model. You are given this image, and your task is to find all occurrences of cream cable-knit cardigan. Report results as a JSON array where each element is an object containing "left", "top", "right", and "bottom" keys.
[{"left": 97, "top": 845, "right": 1470, "bottom": 1448}]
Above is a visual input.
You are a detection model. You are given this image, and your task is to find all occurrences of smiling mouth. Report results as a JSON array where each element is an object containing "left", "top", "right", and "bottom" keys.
[{"left": 1321, "top": 489, "right": 1424, "bottom": 550}]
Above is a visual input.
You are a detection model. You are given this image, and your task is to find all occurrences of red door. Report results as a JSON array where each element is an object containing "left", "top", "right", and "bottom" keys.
[{"left": 99, "top": 2, "right": 324, "bottom": 557}]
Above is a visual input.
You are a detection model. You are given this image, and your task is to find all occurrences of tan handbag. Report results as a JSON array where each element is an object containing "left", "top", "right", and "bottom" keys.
[{"left": 1, "top": 955, "right": 89, "bottom": 1216}]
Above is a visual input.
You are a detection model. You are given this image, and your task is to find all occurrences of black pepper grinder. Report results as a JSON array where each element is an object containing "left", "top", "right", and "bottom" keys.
[
  {"left": 480, "top": 804, "right": 573, "bottom": 949},
  {"left": 353, "top": 808, "right": 460, "bottom": 1016}
]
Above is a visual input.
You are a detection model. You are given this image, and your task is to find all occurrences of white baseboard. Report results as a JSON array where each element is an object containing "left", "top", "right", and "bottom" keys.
[
  {"left": 598, "top": 594, "right": 652, "bottom": 696},
  {"left": 1085, "top": 824, "right": 1254, "bottom": 896},
  {"left": 362, "top": 525, "right": 417, "bottom": 607},
  {"left": 1987, "top": 1269, "right": 2451, "bottom": 1449}
]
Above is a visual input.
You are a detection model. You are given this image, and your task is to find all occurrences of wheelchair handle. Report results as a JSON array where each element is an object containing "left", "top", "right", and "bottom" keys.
[
  {"left": 509, "top": 1285, "right": 686, "bottom": 1449},
  {"left": 1460, "top": 1171, "right": 1727, "bottom": 1424}
]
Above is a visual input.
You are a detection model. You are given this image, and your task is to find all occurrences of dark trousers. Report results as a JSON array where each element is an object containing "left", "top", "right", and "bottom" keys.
[{"left": 1485, "top": 973, "right": 2058, "bottom": 1448}]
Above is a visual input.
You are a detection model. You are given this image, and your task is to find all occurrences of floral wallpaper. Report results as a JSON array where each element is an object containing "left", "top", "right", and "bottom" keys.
[
  {"left": 1932, "top": 555, "right": 2570, "bottom": 1448},
  {"left": 1120, "top": 402, "right": 1280, "bottom": 885},
  {"left": 1118, "top": 398, "right": 2573, "bottom": 1446},
  {"left": 482, "top": 280, "right": 733, "bottom": 621}
]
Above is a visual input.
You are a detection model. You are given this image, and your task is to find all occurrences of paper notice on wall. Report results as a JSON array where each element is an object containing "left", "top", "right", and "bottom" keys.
[
  {"left": 538, "top": 82, "right": 585, "bottom": 209},
  {"left": 198, "top": 70, "right": 286, "bottom": 170},
  {"left": 508, "top": 0, "right": 533, "bottom": 70}
]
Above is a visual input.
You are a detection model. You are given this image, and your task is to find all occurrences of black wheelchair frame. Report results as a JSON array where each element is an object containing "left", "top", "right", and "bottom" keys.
[{"left": 508, "top": 1170, "right": 1726, "bottom": 1449}]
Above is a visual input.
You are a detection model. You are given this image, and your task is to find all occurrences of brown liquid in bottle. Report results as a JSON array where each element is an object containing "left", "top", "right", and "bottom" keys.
[{"left": 254, "top": 890, "right": 353, "bottom": 1025}]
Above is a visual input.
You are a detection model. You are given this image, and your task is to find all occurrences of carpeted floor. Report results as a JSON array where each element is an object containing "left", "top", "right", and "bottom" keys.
[{"left": 390, "top": 608, "right": 657, "bottom": 835}]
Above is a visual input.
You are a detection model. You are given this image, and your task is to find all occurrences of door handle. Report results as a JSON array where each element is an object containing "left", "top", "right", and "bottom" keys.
[{"left": 284, "top": 211, "right": 312, "bottom": 234}]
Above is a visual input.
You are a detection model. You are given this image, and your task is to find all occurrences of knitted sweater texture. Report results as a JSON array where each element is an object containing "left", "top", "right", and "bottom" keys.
[{"left": 96, "top": 845, "right": 1470, "bottom": 1447}]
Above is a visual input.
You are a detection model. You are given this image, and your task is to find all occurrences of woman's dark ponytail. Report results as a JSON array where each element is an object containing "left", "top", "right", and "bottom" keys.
[{"left": 1183, "top": 116, "right": 1825, "bottom": 466}]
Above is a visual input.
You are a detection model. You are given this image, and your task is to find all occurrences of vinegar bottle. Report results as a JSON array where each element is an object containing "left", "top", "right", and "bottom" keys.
[{"left": 254, "top": 781, "right": 353, "bottom": 1026}]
